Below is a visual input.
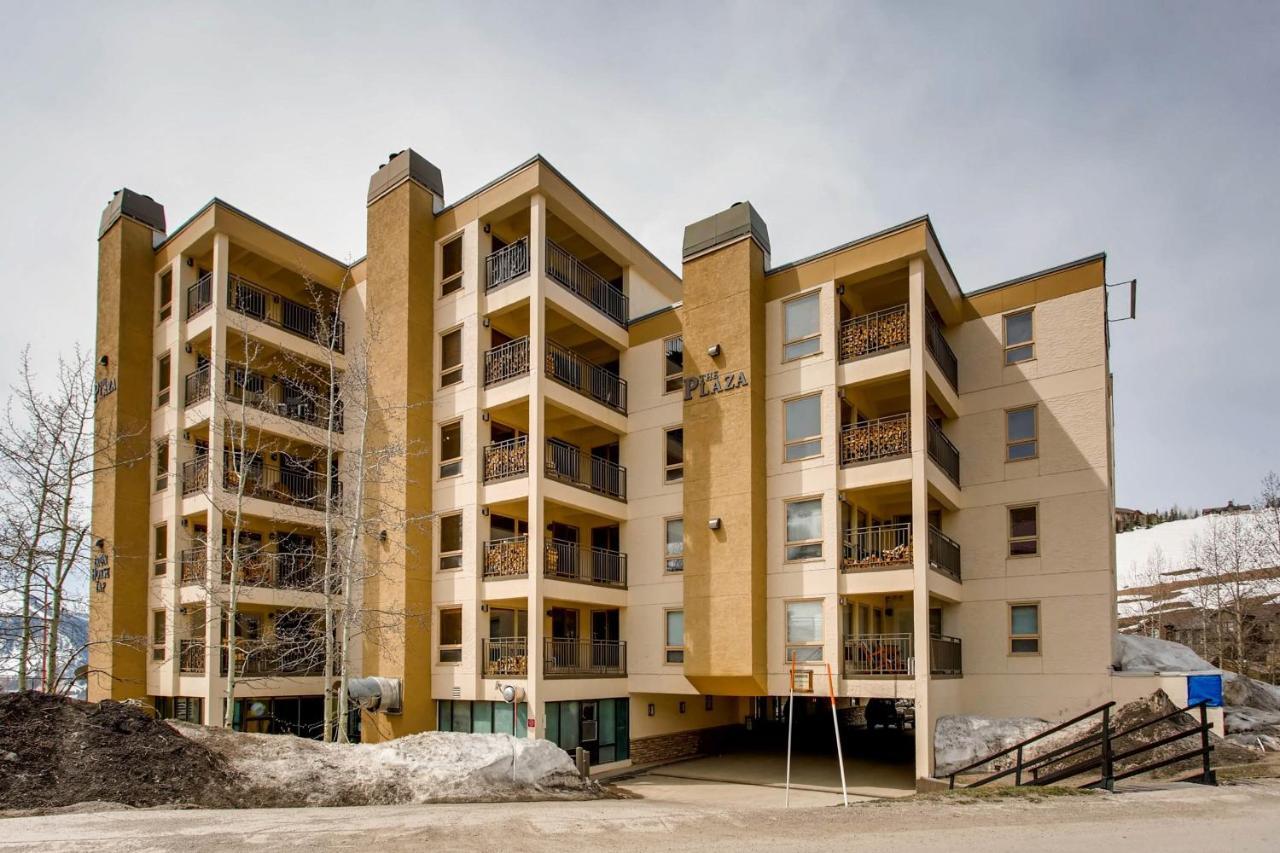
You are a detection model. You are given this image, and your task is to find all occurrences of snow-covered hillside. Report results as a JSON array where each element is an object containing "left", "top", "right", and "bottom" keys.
[{"left": 1116, "top": 515, "right": 1214, "bottom": 589}]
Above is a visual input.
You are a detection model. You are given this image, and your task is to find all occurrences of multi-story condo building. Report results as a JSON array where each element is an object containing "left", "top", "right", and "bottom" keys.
[{"left": 90, "top": 149, "right": 1119, "bottom": 782}]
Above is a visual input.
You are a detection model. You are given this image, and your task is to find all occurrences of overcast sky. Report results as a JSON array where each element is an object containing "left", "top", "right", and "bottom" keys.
[{"left": 0, "top": 1, "right": 1275, "bottom": 510}]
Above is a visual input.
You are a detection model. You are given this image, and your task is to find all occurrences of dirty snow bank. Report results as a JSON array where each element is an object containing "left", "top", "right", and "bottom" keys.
[
  {"left": 177, "top": 726, "right": 600, "bottom": 807},
  {"left": 934, "top": 715, "right": 1074, "bottom": 777}
]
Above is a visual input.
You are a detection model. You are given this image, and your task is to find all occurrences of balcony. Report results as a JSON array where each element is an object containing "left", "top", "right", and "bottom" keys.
[
  {"left": 840, "top": 413, "right": 910, "bottom": 466},
  {"left": 187, "top": 273, "right": 213, "bottom": 320},
  {"left": 179, "top": 639, "right": 205, "bottom": 674},
  {"left": 482, "top": 637, "right": 528, "bottom": 677},
  {"left": 227, "top": 274, "right": 345, "bottom": 354},
  {"left": 545, "top": 340, "right": 627, "bottom": 414},
  {"left": 928, "top": 526, "right": 962, "bottom": 582},
  {"left": 181, "top": 457, "right": 341, "bottom": 511},
  {"left": 545, "top": 439, "right": 627, "bottom": 501},
  {"left": 483, "top": 436, "right": 528, "bottom": 483},
  {"left": 545, "top": 239, "right": 628, "bottom": 327},
  {"left": 185, "top": 365, "right": 344, "bottom": 432},
  {"left": 925, "top": 313, "right": 958, "bottom": 391},
  {"left": 544, "top": 539, "right": 627, "bottom": 589},
  {"left": 543, "top": 638, "right": 626, "bottom": 678},
  {"left": 484, "top": 337, "right": 530, "bottom": 387},
  {"left": 483, "top": 535, "right": 529, "bottom": 579},
  {"left": 931, "top": 634, "right": 963, "bottom": 676},
  {"left": 485, "top": 237, "right": 530, "bottom": 291},
  {"left": 185, "top": 367, "right": 211, "bottom": 406},
  {"left": 841, "top": 523, "right": 912, "bottom": 572},
  {"left": 926, "top": 419, "right": 960, "bottom": 484},
  {"left": 839, "top": 304, "right": 908, "bottom": 363},
  {"left": 842, "top": 633, "right": 963, "bottom": 677},
  {"left": 219, "top": 642, "right": 324, "bottom": 678}
]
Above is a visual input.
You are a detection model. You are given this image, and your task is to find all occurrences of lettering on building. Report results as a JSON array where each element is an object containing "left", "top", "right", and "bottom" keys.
[
  {"left": 93, "top": 376, "right": 117, "bottom": 402},
  {"left": 92, "top": 551, "right": 111, "bottom": 593},
  {"left": 684, "top": 370, "right": 749, "bottom": 401}
]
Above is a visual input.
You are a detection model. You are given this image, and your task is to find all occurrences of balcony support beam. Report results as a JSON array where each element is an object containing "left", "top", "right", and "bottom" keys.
[
  {"left": 907, "top": 255, "right": 935, "bottom": 782},
  {"left": 524, "top": 193, "right": 548, "bottom": 739}
]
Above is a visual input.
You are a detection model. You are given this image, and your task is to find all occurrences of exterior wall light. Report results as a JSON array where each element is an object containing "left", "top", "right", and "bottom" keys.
[
  {"left": 379, "top": 530, "right": 388, "bottom": 543},
  {"left": 679, "top": 701, "right": 687, "bottom": 714},
  {"left": 707, "top": 344, "right": 721, "bottom": 357},
  {"left": 99, "top": 355, "right": 109, "bottom": 367},
  {"left": 708, "top": 518, "right": 722, "bottom": 530},
  {"left": 647, "top": 703, "right": 656, "bottom": 717}
]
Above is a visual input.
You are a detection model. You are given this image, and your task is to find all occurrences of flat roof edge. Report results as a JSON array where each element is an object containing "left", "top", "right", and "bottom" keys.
[
  {"left": 966, "top": 251, "right": 1108, "bottom": 297},
  {"left": 767, "top": 215, "right": 931, "bottom": 275},
  {"left": 155, "top": 198, "right": 350, "bottom": 270}
]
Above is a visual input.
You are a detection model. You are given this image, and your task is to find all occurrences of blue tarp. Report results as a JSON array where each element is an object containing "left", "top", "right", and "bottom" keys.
[{"left": 1187, "top": 674, "right": 1223, "bottom": 708}]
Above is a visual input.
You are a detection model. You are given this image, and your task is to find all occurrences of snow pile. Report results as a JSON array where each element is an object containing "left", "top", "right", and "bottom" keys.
[
  {"left": 177, "top": 725, "right": 598, "bottom": 807},
  {"left": 1112, "top": 633, "right": 1217, "bottom": 672},
  {"left": 934, "top": 715, "right": 1072, "bottom": 777}
]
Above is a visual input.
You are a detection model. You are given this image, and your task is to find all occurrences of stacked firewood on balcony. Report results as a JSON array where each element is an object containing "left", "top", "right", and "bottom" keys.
[
  {"left": 488, "top": 647, "right": 527, "bottom": 676},
  {"left": 842, "top": 414, "right": 910, "bottom": 462},
  {"left": 485, "top": 538, "right": 528, "bottom": 577},
  {"left": 484, "top": 441, "right": 527, "bottom": 480},
  {"left": 848, "top": 542, "right": 912, "bottom": 568},
  {"left": 839, "top": 308, "right": 908, "bottom": 361}
]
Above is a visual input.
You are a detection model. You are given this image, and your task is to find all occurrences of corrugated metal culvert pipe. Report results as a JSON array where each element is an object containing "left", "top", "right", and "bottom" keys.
[{"left": 346, "top": 676, "right": 402, "bottom": 714}]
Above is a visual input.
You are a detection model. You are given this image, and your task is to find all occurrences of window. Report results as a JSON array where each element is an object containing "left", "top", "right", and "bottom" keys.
[
  {"left": 440, "top": 328, "right": 463, "bottom": 387},
  {"left": 156, "top": 354, "right": 171, "bottom": 406},
  {"left": 154, "top": 525, "right": 167, "bottom": 576},
  {"left": 664, "top": 427, "right": 683, "bottom": 483},
  {"left": 784, "top": 394, "right": 822, "bottom": 461},
  {"left": 785, "top": 498, "right": 823, "bottom": 561},
  {"left": 1003, "top": 309, "right": 1034, "bottom": 365},
  {"left": 663, "top": 336, "right": 684, "bottom": 393},
  {"left": 441, "top": 235, "right": 463, "bottom": 296},
  {"left": 154, "top": 440, "right": 170, "bottom": 491},
  {"left": 664, "top": 609, "right": 684, "bottom": 663},
  {"left": 665, "top": 517, "right": 684, "bottom": 572},
  {"left": 783, "top": 292, "right": 821, "bottom": 361},
  {"left": 1010, "top": 603, "right": 1041, "bottom": 654},
  {"left": 1009, "top": 505, "right": 1039, "bottom": 556},
  {"left": 152, "top": 610, "right": 166, "bottom": 662},
  {"left": 439, "top": 607, "right": 462, "bottom": 663},
  {"left": 158, "top": 271, "right": 173, "bottom": 321},
  {"left": 439, "top": 513, "right": 462, "bottom": 571},
  {"left": 1006, "top": 406, "right": 1038, "bottom": 461},
  {"left": 439, "top": 420, "right": 462, "bottom": 478},
  {"left": 785, "top": 600, "right": 823, "bottom": 662}
]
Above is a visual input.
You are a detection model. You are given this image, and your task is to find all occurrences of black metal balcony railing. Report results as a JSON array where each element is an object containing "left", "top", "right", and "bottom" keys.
[
  {"left": 839, "top": 304, "right": 909, "bottom": 363},
  {"left": 179, "top": 639, "right": 205, "bottom": 674},
  {"left": 928, "top": 526, "right": 962, "bottom": 582},
  {"left": 926, "top": 312, "right": 958, "bottom": 390},
  {"left": 181, "top": 458, "right": 209, "bottom": 495},
  {"left": 180, "top": 456, "right": 340, "bottom": 511},
  {"left": 843, "top": 633, "right": 913, "bottom": 676},
  {"left": 482, "top": 637, "right": 528, "bottom": 677},
  {"left": 485, "top": 237, "right": 530, "bottom": 291},
  {"left": 185, "top": 367, "right": 211, "bottom": 406},
  {"left": 483, "top": 436, "right": 528, "bottom": 483},
  {"left": 483, "top": 535, "right": 529, "bottom": 579},
  {"left": 545, "top": 239, "right": 628, "bottom": 327},
  {"left": 841, "top": 524, "right": 912, "bottom": 572},
  {"left": 840, "top": 413, "right": 911, "bottom": 466},
  {"left": 931, "top": 634, "right": 963, "bottom": 675},
  {"left": 180, "top": 548, "right": 206, "bottom": 583},
  {"left": 544, "top": 539, "right": 627, "bottom": 588},
  {"left": 224, "top": 367, "right": 344, "bottom": 432},
  {"left": 543, "top": 637, "right": 627, "bottom": 678},
  {"left": 545, "top": 439, "right": 627, "bottom": 501},
  {"left": 545, "top": 340, "right": 627, "bottom": 414},
  {"left": 187, "top": 273, "right": 213, "bottom": 319},
  {"left": 484, "top": 337, "right": 530, "bottom": 387},
  {"left": 927, "top": 419, "right": 961, "bottom": 484},
  {"left": 180, "top": 547, "right": 325, "bottom": 591},
  {"left": 227, "top": 274, "right": 346, "bottom": 354},
  {"left": 219, "top": 642, "right": 325, "bottom": 678}
]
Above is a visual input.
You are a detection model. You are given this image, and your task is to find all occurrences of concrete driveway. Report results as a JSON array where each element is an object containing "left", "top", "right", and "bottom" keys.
[{"left": 635, "top": 751, "right": 915, "bottom": 799}]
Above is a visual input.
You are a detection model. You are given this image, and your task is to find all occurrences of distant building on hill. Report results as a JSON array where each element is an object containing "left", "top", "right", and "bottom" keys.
[
  {"left": 1115, "top": 506, "right": 1144, "bottom": 533},
  {"left": 1203, "top": 500, "right": 1252, "bottom": 516}
]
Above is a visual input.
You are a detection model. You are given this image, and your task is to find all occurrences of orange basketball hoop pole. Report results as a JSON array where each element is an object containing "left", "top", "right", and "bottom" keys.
[{"left": 825, "top": 662, "right": 849, "bottom": 807}]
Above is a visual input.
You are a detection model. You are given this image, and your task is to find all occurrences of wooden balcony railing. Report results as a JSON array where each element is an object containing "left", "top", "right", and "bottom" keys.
[
  {"left": 840, "top": 413, "right": 911, "bottom": 466},
  {"left": 927, "top": 419, "right": 960, "bottom": 484},
  {"left": 545, "top": 439, "right": 626, "bottom": 501},
  {"left": 926, "top": 312, "right": 958, "bottom": 390},
  {"left": 484, "top": 337, "right": 530, "bottom": 387},
  {"left": 186, "top": 273, "right": 213, "bottom": 320},
  {"left": 483, "top": 436, "right": 528, "bottom": 483},
  {"left": 843, "top": 633, "right": 913, "bottom": 676},
  {"left": 543, "top": 638, "right": 627, "bottom": 678},
  {"left": 841, "top": 523, "right": 912, "bottom": 572},
  {"left": 928, "top": 526, "right": 962, "bottom": 582},
  {"left": 544, "top": 539, "right": 627, "bottom": 588},
  {"left": 545, "top": 239, "right": 628, "bottom": 326},
  {"left": 545, "top": 340, "right": 627, "bottom": 414},
  {"left": 485, "top": 237, "right": 530, "bottom": 291},
  {"left": 227, "top": 274, "right": 345, "bottom": 354},
  {"left": 483, "top": 535, "right": 529, "bottom": 579},
  {"left": 839, "top": 304, "right": 909, "bottom": 362},
  {"left": 482, "top": 637, "right": 528, "bottom": 677}
]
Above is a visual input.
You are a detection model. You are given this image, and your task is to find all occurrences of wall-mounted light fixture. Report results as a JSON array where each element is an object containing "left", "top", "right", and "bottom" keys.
[
  {"left": 647, "top": 703, "right": 656, "bottom": 717},
  {"left": 706, "top": 344, "right": 721, "bottom": 357},
  {"left": 679, "top": 701, "right": 687, "bottom": 714},
  {"left": 180, "top": 518, "right": 189, "bottom": 528},
  {"left": 379, "top": 530, "right": 388, "bottom": 543},
  {"left": 186, "top": 257, "right": 194, "bottom": 267},
  {"left": 705, "top": 696, "right": 714, "bottom": 711},
  {"left": 837, "top": 284, "right": 845, "bottom": 296},
  {"left": 184, "top": 343, "right": 192, "bottom": 354},
  {"left": 481, "top": 411, "right": 490, "bottom": 422},
  {"left": 708, "top": 518, "right": 722, "bottom": 530},
  {"left": 98, "top": 355, "right": 109, "bottom": 367},
  {"left": 483, "top": 223, "right": 491, "bottom": 234},
  {"left": 480, "top": 604, "right": 489, "bottom": 612},
  {"left": 183, "top": 431, "right": 190, "bottom": 441},
  {"left": 480, "top": 507, "right": 490, "bottom": 517},
  {"left": 95, "top": 538, "right": 105, "bottom": 550},
  {"left": 482, "top": 317, "right": 490, "bottom": 328}
]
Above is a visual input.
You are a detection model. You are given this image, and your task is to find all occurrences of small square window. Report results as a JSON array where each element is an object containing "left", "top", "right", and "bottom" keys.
[
  {"left": 665, "top": 428, "right": 683, "bottom": 483},
  {"left": 440, "top": 328, "right": 463, "bottom": 387},
  {"left": 1006, "top": 406, "right": 1038, "bottom": 461},
  {"left": 786, "top": 600, "right": 823, "bottom": 662},
  {"left": 663, "top": 336, "right": 684, "bottom": 394},
  {"left": 440, "top": 420, "right": 462, "bottom": 478},
  {"left": 1003, "top": 309, "right": 1034, "bottom": 365},
  {"left": 785, "top": 498, "right": 823, "bottom": 561},
  {"left": 441, "top": 236, "right": 463, "bottom": 296},
  {"left": 439, "top": 607, "right": 462, "bottom": 663},
  {"left": 439, "top": 513, "right": 463, "bottom": 571},
  {"left": 783, "top": 292, "right": 821, "bottom": 361},
  {"left": 665, "top": 609, "right": 684, "bottom": 664},
  {"left": 665, "top": 517, "right": 684, "bottom": 573},
  {"left": 1009, "top": 505, "right": 1039, "bottom": 556},
  {"left": 1010, "top": 603, "right": 1040, "bottom": 654},
  {"left": 784, "top": 394, "right": 822, "bottom": 461}
]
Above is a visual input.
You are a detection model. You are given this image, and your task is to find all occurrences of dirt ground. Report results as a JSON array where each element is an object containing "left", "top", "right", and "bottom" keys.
[{"left": 2, "top": 777, "right": 1278, "bottom": 852}]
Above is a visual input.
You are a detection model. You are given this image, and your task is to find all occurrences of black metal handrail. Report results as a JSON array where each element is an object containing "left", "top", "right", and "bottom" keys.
[
  {"left": 482, "top": 535, "right": 528, "bottom": 578},
  {"left": 227, "top": 274, "right": 345, "bottom": 354},
  {"left": 928, "top": 526, "right": 962, "bottom": 582},
  {"left": 840, "top": 413, "right": 911, "bottom": 466},
  {"left": 839, "top": 304, "right": 909, "bottom": 362},
  {"left": 841, "top": 523, "right": 912, "bottom": 571},
  {"left": 926, "top": 312, "right": 958, "bottom": 390},
  {"left": 483, "top": 436, "right": 528, "bottom": 482},
  {"left": 545, "top": 438, "right": 626, "bottom": 501},
  {"left": 482, "top": 637, "right": 528, "bottom": 676},
  {"left": 545, "top": 340, "right": 627, "bottom": 414},
  {"left": 543, "top": 637, "right": 627, "bottom": 678},
  {"left": 484, "top": 337, "right": 530, "bottom": 386},
  {"left": 486, "top": 237, "right": 530, "bottom": 291},
  {"left": 187, "top": 273, "right": 213, "bottom": 319},
  {"left": 544, "top": 539, "right": 627, "bottom": 588},
  {"left": 927, "top": 419, "right": 960, "bottom": 484},
  {"left": 946, "top": 701, "right": 1116, "bottom": 787},
  {"left": 545, "top": 239, "right": 628, "bottom": 326}
]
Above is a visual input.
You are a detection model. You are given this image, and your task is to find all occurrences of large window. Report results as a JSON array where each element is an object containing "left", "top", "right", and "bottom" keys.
[
  {"left": 158, "top": 271, "right": 173, "bottom": 321},
  {"left": 151, "top": 610, "right": 166, "bottom": 662},
  {"left": 439, "top": 607, "right": 462, "bottom": 663},
  {"left": 664, "top": 609, "right": 684, "bottom": 663},
  {"left": 1006, "top": 406, "right": 1038, "bottom": 461},
  {"left": 440, "top": 328, "right": 463, "bottom": 387},
  {"left": 784, "top": 394, "right": 822, "bottom": 461},
  {"left": 439, "top": 420, "right": 462, "bottom": 478},
  {"left": 153, "top": 525, "right": 167, "bottom": 576},
  {"left": 154, "top": 440, "right": 169, "bottom": 492},
  {"left": 1003, "top": 309, "right": 1034, "bottom": 365},
  {"left": 785, "top": 600, "right": 823, "bottom": 662},
  {"left": 785, "top": 498, "right": 823, "bottom": 561},
  {"left": 439, "top": 513, "right": 462, "bottom": 571},
  {"left": 664, "top": 336, "right": 684, "bottom": 394},
  {"left": 441, "top": 235, "right": 463, "bottom": 296},
  {"left": 665, "top": 517, "right": 684, "bottom": 573},
  {"left": 783, "top": 292, "right": 821, "bottom": 361},
  {"left": 1009, "top": 505, "right": 1039, "bottom": 556},
  {"left": 1009, "top": 603, "right": 1041, "bottom": 655},
  {"left": 156, "top": 354, "right": 171, "bottom": 407},
  {"left": 665, "top": 427, "right": 683, "bottom": 483}
]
